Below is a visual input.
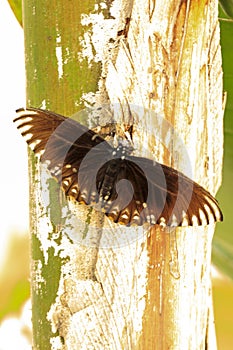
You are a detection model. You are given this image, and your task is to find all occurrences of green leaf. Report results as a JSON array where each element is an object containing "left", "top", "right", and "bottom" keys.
[
  {"left": 7, "top": 0, "right": 22, "bottom": 27},
  {"left": 219, "top": 0, "right": 233, "bottom": 19}
]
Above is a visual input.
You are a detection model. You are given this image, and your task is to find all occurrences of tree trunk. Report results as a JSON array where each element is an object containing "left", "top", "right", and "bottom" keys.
[{"left": 23, "top": 0, "right": 223, "bottom": 349}]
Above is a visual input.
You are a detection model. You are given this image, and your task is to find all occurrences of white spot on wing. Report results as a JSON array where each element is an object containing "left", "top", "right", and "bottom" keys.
[
  {"left": 132, "top": 214, "right": 140, "bottom": 221},
  {"left": 16, "top": 116, "right": 33, "bottom": 125},
  {"left": 63, "top": 180, "right": 69, "bottom": 187},
  {"left": 30, "top": 138, "right": 42, "bottom": 150},
  {"left": 181, "top": 211, "right": 189, "bottom": 226},
  {"left": 170, "top": 215, "right": 178, "bottom": 227},
  {"left": 16, "top": 109, "right": 38, "bottom": 118},
  {"left": 53, "top": 166, "right": 61, "bottom": 176},
  {"left": 181, "top": 216, "right": 189, "bottom": 226},
  {"left": 203, "top": 204, "right": 215, "bottom": 224},
  {"left": 159, "top": 217, "right": 166, "bottom": 228},
  {"left": 150, "top": 214, "right": 156, "bottom": 224},
  {"left": 199, "top": 208, "right": 208, "bottom": 226},
  {"left": 82, "top": 191, "right": 87, "bottom": 198},
  {"left": 204, "top": 196, "right": 222, "bottom": 221},
  {"left": 23, "top": 132, "right": 33, "bottom": 143},
  {"left": 191, "top": 215, "right": 199, "bottom": 226},
  {"left": 121, "top": 213, "right": 128, "bottom": 220},
  {"left": 110, "top": 207, "right": 120, "bottom": 216}
]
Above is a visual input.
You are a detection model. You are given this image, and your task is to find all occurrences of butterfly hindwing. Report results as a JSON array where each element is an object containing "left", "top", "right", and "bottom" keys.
[{"left": 125, "top": 156, "right": 223, "bottom": 226}]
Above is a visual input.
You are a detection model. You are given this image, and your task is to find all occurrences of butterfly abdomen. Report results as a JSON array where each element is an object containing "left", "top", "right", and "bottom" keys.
[{"left": 97, "top": 159, "right": 123, "bottom": 202}]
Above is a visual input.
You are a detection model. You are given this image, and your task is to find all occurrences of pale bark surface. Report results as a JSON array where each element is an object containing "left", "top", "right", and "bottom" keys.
[{"left": 24, "top": 0, "right": 223, "bottom": 349}]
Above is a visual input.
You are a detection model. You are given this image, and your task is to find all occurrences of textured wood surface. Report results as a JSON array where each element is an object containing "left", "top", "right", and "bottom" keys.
[{"left": 25, "top": 0, "right": 223, "bottom": 349}]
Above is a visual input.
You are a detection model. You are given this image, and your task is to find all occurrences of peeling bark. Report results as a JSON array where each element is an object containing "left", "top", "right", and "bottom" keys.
[{"left": 24, "top": 0, "right": 223, "bottom": 349}]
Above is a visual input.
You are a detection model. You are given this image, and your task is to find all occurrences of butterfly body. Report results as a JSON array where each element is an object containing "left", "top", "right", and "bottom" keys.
[{"left": 14, "top": 107, "right": 223, "bottom": 228}]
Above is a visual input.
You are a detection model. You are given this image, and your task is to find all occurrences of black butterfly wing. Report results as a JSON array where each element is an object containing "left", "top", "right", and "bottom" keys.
[
  {"left": 14, "top": 107, "right": 223, "bottom": 227},
  {"left": 96, "top": 155, "right": 223, "bottom": 227},
  {"left": 14, "top": 107, "right": 112, "bottom": 205},
  {"left": 147, "top": 156, "right": 222, "bottom": 226}
]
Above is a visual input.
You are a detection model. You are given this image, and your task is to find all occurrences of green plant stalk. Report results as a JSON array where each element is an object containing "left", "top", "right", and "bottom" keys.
[{"left": 22, "top": 1, "right": 101, "bottom": 348}]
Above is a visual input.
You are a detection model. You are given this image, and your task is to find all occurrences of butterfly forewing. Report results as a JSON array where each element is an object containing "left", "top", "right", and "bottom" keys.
[
  {"left": 14, "top": 107, "right": 223, "bottom": 227},
  {"left": 14, "top": 107, "right": 110, "bottom": 205}
]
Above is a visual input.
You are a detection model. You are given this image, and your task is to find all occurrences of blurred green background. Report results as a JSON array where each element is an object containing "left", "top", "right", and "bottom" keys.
[
  {"left": 213, "top": 9, "right": 233, "bottom": 281},
  {"left": 211, "top": 5, "right": 233, "bottom": 348},
  {"left": 0, "top": 1, "right": 233, "bottom": 349}
]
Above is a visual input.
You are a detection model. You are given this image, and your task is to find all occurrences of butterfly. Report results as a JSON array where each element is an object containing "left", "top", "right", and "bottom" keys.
[{"left": 13, "top": 107, "right": 223, "bottom": 227}]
